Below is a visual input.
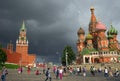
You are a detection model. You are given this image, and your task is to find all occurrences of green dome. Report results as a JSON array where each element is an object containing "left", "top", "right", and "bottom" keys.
[
  {"left": 85, "top": 33, "right": 93, "bottom": 40},
  {"left": 109, "top": 25, "right": 118, "bottom": 35}
]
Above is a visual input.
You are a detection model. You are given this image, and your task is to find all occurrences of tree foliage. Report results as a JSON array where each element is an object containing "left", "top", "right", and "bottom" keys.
[
  {"left": 0, "top": 46, "right": 7, "bottom": 67},
  {"left": 61, "top": 45, "right": 76, "bottom": 66}
]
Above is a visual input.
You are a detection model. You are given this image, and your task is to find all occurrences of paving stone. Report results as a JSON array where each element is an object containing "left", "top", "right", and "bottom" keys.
[{"left": 4, "top": 68, "right": 120, "bottom": 81}]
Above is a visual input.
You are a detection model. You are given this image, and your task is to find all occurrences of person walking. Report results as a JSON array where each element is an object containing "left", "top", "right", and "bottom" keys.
[
  {"left": 108, "top": 67, "right": 113, "bottom": 77},
  {"left": 83, "top": 66, "right": 86, "bottom": 77},
  {"left": 59, "top": 67, "right": 63, "bottom": 80},
  {"left": 104, "top": 67, "right": 108, "bottom": 77},
  {"left": 90, "top": 66, "right": 95, "bottom": 76},
  {"left": 0, "top": 66, "right": 8, "bottom": 81},
  {"left": 17, "top": 67, "right": 21, "bottom": 74},
  {"left": 45, "top": 68, "right": 51, "bottom": 81},
  {"left": 27, "top": 66, "right": 31, "bottom": 74},
  {"left": 55, "top": 67, "right": 59, "bottom": 79},
  {"left": 77, "top": 67, "right": 80, "bottom": 75}
]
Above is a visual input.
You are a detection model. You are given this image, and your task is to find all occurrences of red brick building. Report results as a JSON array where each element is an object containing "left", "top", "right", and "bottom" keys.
[
  {"left": 76, "top": 7, "right": 120, "bottom": 64},
  {"left": 4, "top": 21, "right": 36, "bottom": 66}
]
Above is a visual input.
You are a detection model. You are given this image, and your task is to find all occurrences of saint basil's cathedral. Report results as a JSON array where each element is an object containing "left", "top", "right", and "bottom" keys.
[{"left": 76, "top": 7, "right": 120, "bottom": 64}]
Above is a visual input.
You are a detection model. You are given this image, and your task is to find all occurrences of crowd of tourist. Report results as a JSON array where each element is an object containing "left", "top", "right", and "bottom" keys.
[
  {"left": 1, "top": 64, "right": 120, "bottom": 81},
  {"left": 48, "top": 65, "right": 120, "bottom": 80}
]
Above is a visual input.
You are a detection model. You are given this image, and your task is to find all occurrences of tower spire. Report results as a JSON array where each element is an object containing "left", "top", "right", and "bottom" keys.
[
  {"left": 89, "top": 6, "right": 97, "bottom": 34},
  {"left": 90, "top": 6, "right": 97, "bottom": 23},
  {"left": 21, "top": 20, "right": 26, "bottom": 31}
]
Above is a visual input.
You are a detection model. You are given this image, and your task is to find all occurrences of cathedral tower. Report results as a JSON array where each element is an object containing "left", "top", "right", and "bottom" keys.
[
  {"left": 89, "top": 7, "right": 98, "bottom": 49},
  {"left": 85, "top": 33, "right": 93, "bottom": 50},
  {"left": 89, "top": 7, "right": 97, "bottom": 34},
  {"left": 77, "top": 27, "right": 85, "bottom": 52},
  {"left": 107, "top": 25, "right": 119, "bottom": 50},
  {"left": 96, "top": 21, "right": 109, "bottom": 51}
]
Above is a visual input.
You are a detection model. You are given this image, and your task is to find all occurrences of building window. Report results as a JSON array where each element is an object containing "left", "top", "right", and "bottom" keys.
[{"left": 104, "top": 52, "right": 106, "bottom": 54}]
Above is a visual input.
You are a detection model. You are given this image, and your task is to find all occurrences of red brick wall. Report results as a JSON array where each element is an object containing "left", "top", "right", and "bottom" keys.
[
  {"left": 28, "top": 54, "right": 36, "bottom": 64},
  {"left": 3, "top": 49, "right": 22, "bottom": 65},
  {"left": 3, "top": 48, "right": 36, "bottom": 66}
]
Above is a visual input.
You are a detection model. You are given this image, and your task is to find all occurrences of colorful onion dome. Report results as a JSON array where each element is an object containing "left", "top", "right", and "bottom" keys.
[
  {"left": 96, "top": 22, "right": 106, "bottom": 31},
  {"left": 77, "top": 27, "right": 85, "bottom": 35},
  {"left": 85, "top": 33, "right": 93, "bottom": 40},
  {"left": 109, "top": 25, "right": 118, "bottom": 35}
]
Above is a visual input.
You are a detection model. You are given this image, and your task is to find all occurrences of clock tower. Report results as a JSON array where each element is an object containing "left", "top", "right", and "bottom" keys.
[{"left": 16, "top": 21, "right": 29, "bottom": 59}]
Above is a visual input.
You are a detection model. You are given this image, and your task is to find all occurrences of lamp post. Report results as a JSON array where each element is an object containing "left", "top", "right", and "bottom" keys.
[
  {"left": 66, "top": 50, "right": 68, "bottom": 66},
  {"left": 56, "top": 52, "right": 61, "bottom": 65},
  {"left": 19, "top": 57, "right": 22, "bottom": 67}
]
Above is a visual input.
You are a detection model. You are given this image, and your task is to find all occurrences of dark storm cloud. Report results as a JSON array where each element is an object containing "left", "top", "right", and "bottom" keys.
[{"left": 0, "top": 0, "right": 120, "bottom": 62}]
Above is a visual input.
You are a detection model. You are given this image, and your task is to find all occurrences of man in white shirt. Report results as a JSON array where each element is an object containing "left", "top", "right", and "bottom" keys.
[
  {"left": 104, "top": 67, "right": 108, "bottom": 77},
  {"left": 59, "top": 68, "right": 63, "bottom": 80}
]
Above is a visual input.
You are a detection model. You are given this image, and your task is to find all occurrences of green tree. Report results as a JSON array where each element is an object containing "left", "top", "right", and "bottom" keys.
[
  {"left": 61, "top": 45, "right": 76, "bottom": 66},
  {"left": 0, "top": 45, "right": 7, "bottom": 67}
]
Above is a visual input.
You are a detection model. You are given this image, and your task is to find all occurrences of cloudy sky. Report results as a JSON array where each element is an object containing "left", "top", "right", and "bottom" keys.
[{"left": 0, "top": 0, "right": 120, "bottom": 63}]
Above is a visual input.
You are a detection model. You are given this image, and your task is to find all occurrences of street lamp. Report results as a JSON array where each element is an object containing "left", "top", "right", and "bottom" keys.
[
  {"left": 66, "top": 50, "right": 68, "bottom": 66},
  {"left": 56, "top": 52, "right": 61, "bottom": 65},
  {"left": 19, "top": 57, "right": 22, "bottom": 67}
]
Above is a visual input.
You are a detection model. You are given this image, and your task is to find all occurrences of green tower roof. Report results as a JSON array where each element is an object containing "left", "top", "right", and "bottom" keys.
[
  {"left": 109, "top": 25, "right": 118, "bottom": 35},
  {"left": 20, "top": 21, "right": 26, "bottom": 31}
]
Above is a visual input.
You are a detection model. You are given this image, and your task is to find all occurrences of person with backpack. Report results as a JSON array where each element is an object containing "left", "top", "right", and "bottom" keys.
[
  {"left": 55, "top": 67, "right": 59, "bottom": 79},
  {"left": 45, "top": 68, "right": 51, "bottom": 81}
]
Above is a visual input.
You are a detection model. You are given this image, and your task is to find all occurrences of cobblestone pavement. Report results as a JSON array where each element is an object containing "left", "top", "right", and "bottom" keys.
[{"left": 5, "top": 69, "right": 120, "bottom": 81}]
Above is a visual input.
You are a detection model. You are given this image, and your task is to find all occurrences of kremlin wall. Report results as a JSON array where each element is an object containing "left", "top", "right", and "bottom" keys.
[{"left": 3, "top": 21, "right": 36, "bottom": 66}]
